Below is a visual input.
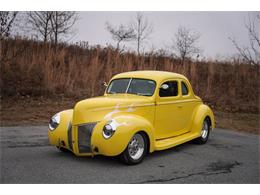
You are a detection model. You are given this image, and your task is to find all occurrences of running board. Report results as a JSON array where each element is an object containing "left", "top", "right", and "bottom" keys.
[{"left": 154, "top": 131, "right": 200, "bottom": 151}]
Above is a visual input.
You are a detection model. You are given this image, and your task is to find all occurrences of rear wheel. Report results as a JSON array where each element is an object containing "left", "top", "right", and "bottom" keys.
[
  {"left": 194, "top": 118, "right": 210, "bottom": 144},
  {"left": 120, "top": 133, "right": 147, "bottom": 165}
]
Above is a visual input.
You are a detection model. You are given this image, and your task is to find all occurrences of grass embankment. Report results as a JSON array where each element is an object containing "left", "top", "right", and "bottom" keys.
[{"left": 0, "top": 38, "right": 259, "bottom": 133}]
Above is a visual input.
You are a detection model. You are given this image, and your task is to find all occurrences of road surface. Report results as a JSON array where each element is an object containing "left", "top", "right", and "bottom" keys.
[{"left": 0, "top": 126, "right": 259, "bottom": 183}]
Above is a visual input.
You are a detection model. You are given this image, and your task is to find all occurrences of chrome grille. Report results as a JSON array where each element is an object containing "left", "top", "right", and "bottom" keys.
[
  {"left": 67, "top": 122, "right": 73, "bottom": 151},
  {"left": 77, "top": 122, "right": 97, "bottom": 153}
]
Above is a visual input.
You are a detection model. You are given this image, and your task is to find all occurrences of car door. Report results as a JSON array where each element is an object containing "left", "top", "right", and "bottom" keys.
[
  {"left": 176, "top": 80, "right": 198, "bottom": 133},
  {"left": 154, "top": 79, "right": 184, "bottom": 139}
]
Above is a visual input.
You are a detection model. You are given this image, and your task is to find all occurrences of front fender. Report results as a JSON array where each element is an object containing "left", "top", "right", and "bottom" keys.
[
  {"left": 91, "top": 114, "right": 155, "bottom": 156},
  {"left": 48, "top": 109, "right": 73, "bottom": 148},
  {"left": 191, "top": 104, "right": 215, "bottom": 134}
]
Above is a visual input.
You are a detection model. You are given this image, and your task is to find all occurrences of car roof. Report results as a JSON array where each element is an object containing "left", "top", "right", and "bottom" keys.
[{"left": 112, "top": 70, "right": 187, "bottom": 82}]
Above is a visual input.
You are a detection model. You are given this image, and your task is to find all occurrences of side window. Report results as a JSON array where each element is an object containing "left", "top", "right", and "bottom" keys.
[
  {"left": 159, "top": 81, "right": 178, "bottom": 97},
  {"left": 181, "top": 81, "right": 189, "bottom": 95}
]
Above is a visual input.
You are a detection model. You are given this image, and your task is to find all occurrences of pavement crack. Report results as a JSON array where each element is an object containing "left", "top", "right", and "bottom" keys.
[
  {"left": 135, "top": 160, "right": 241, "bottom": 184},
  {"left": 207, "top": 160, "right": 241, "bottom": 173}
]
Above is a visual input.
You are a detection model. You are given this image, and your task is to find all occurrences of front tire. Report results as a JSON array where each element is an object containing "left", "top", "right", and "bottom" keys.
[
  {"left": 120, "top": 133, "right": 147, "bottom": 165},
  {"left": 194, "top": 118, "right": 210, "bottom": 144}
]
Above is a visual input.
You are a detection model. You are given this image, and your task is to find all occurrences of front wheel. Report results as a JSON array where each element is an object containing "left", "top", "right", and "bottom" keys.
[
  {"left": 194, "top": 118, "right": 210, "bottom": 144},
  {"left": 56, "top": 146, "right": 70, "bottom": 152},
  {"left": 120, "top": 133, "right": 147, "bottom": 165}
]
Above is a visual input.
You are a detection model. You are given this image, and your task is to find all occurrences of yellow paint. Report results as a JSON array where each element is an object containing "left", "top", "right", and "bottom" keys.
[
  {"left": 48, "top": 71, "right": 215, "bottom": 157},
  {"left": 48, "top": 109, "right": 73, "bottom": 148}
]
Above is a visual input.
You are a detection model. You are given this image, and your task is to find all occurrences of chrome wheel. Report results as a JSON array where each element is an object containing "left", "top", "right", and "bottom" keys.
[
  {"left": 128, "top": 134, "right": 145, "bottom": 160},
  {"left": 201, "top": 120, "right": 209, "bottom": 139}
]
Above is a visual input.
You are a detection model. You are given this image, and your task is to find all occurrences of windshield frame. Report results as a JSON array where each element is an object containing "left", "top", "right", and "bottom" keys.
[{"left": 106, "top": 77, "right": 157, "bottom": 97}]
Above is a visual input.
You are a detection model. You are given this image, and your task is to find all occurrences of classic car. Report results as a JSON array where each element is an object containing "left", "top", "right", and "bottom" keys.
[{"left": 48, "top": 70, "right": 215, "bottom": 165}]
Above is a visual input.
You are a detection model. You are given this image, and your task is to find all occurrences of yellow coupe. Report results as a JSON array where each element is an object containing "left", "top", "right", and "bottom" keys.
[{"left": 48, "top": 71, "right": 215, "bottom": 164}]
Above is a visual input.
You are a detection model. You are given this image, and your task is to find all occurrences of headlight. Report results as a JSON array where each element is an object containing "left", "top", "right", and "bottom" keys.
[
  {"left": 102, "top": 120, "right": 118, "bottom": 139},
  {"left": 49, "top": 113, "right": 60, "bottom": 131},
  {"left": 103, "top": 124, "right": 115, "bottom": 139}
]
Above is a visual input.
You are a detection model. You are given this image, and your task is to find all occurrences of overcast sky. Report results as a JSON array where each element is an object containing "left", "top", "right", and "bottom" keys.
[{"left": 72, "top": 11, "right": 259, "bottom": 59}]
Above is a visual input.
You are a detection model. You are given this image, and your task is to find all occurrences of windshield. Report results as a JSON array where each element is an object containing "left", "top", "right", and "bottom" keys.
[{"left": 107, "top": 78, "right": 156, "bottom": 96}]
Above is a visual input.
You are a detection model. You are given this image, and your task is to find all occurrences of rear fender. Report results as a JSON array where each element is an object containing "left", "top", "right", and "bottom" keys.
[{"left": 191, "top": 104, "right": 215, "bottom": 134}]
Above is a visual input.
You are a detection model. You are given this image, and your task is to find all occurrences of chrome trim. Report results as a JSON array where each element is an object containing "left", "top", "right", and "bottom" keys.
[
  {"left": 201, "top": 120, "right": 209, "bottom": 139},
  {"left": 156, "top": 99, "right": 201, "bottom": 106},
  {"left": 77, "top": 122, "right": 97, "bottom": 153},
  {"left": 128, "top": 134, "right": 145, "bottom": 160},
  {"left": 49, "top": 112, "right": 60, "bottom": 131},
  {"left": 67, "top": 122, "right": 73, "bottom": 151}
]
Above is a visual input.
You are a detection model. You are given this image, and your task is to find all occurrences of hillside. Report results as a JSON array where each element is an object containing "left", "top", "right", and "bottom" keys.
[{"left": 0, "top": 38, "right": 259, "bottom": 133}]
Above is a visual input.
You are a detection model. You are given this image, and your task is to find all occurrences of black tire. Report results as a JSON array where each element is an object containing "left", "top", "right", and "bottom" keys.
[
  {"left": 120, "top": 133, "right": 148, "bottom": 165},
  {"left": 193, "top": 118, "right": 211, "bottom": 144},
  {"left": 56, "top": 146, "right": 70, "bottom": 152}
]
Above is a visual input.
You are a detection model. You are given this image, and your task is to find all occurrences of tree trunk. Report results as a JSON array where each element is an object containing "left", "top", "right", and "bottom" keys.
[
  {"left": 137, "top": 37, "right": 140, "bottom": 55},
  {"left": 54, "top": 12, "right": 58, "bottom": 46}
]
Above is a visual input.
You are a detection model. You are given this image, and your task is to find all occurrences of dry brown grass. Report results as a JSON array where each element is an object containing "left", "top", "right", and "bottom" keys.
[{"left": 1, "top": 37, "right": 260, "bottom": 114}]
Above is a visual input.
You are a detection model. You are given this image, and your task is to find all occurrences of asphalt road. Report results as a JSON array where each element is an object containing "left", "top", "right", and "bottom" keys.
[{"left": 0, "top": 126, "right": 259, "bottom": 183}]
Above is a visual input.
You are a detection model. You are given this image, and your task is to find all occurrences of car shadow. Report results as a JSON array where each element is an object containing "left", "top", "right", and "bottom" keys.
[
  {"left": 47, "top": 138, "right": 216, "bottom": 166},
  {"left": 48, "top": 148, "right": 122, "bottom": 166},
  {"left": 147, "top": 140, "right": 196, "bottom": 158}
]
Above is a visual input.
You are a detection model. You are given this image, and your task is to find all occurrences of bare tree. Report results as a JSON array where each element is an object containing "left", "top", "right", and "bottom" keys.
[
  {"left": 50, "top": 11, "right": 78, "bottom": 45},
  {"left": 172, "top": 26, "right": 201, "bottom": 65},
  {"left": 130, "top": 12, "right": 153, "bottom": 55},
  {"left": 0, "top": 12, "right": 29, "bottom": 66},
  {"left": 229, "top": 14, "right": 260, "bottom": 65},
  {"left": 105, "top": 22, "right": 135, "bottom": 51},
  {"left": 0, "top": 11, "right": 18, "bottom": 38},
  {"left": 27, "top": 11, "right": 53, "bottom": 42}
]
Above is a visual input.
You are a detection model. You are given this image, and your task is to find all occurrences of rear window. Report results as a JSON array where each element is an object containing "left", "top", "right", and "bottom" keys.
[{"left": 181, "top": 81, "right": 189, "bottom": 95}]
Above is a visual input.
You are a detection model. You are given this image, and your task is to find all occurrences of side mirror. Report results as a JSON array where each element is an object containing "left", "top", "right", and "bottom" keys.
[
  {"left": 103, "top": 82, "right": 108, "bottom": 87},
  {"left": 160, "top": 84, "right": 169, "bottom": 90}
]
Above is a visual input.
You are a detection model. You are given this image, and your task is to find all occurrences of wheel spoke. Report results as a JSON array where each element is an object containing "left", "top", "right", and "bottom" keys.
[
  {"left": 128, "top": 134, "right": 145, "bottom": 160},
  {"left": 201, "top": 121, "right": 209, "bottom": 139}
]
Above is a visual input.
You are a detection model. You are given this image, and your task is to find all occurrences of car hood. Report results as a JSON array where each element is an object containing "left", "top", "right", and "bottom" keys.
[{"left": 72, "top": 94, "right": 154, "bottom": 125}]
